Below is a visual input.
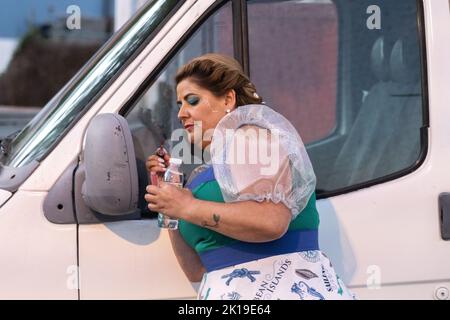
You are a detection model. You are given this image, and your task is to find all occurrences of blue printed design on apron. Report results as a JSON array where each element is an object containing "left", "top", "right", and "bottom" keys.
[
  {"left": 291, "top": 281, "right": 325, "bottom": 300},
  {"left": 221, "top": 268, "right": 261, "bottom": 286},
  {"left": 299, "top": 250, "right": 320, "bottom": 263}
]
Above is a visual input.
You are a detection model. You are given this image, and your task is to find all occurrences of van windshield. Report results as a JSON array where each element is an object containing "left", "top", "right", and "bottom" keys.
[{"left": 0, "top": 0, "right": 180, "bottom": 168}]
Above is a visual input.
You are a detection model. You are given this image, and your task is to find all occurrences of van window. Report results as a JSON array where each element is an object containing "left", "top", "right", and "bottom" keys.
[
  {"left": 124, "top": 2, "right": 233, "bottom": 216},
  {"left": 247, "top": 0, "right": 425, "bottom": 195},
  {"left": 0, "top": 0, "right": 181, "bottom": 168},
  {"left": 248, "top": 0, "right": 338, "bottom": 144}
]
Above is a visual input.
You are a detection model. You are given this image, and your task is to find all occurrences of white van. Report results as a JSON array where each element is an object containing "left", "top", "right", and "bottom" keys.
[{"left": 0, "top": 0, "right": 449, "bottom": 300}]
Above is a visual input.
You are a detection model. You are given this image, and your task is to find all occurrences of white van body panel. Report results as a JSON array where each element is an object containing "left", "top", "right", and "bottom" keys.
[
  {"left": 0, "top": 189, "right": 12, "bottom": 207},
  {"left": 0, "top": 191, "right": 77, "bottom": 299},
  {"left": 0, "top": 0, "right": 448, "bottom": 300},
  {"left": 351, "top": 281, "right": 450, "bottom": 300},
  {"left": 79, "top": 222, "right": 199, "bottom": 299}
]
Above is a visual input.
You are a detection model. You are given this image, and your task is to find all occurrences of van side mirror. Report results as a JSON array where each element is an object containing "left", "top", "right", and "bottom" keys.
[{"left": 81, "top": 113, "right": 139, "bottom": 216}]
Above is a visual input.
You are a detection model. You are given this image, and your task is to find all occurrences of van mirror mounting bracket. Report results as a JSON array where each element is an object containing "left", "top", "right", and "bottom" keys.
[{"left": 44, "top": 160, "right": 78, "bottom": 224}]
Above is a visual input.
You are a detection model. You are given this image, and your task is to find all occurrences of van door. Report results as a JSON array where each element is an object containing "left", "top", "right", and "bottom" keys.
[
  {"left": 75, "top": 0, "right": 235, "bottom": 299},
  {"left": 245, "top": 0, "right": 450, "bottom": 299},
  {"left": 0, "top": 0, "right": 190, "bottom": 299},
  {"left": 78, "top": 0, "right": 450, "bottom": 300}
]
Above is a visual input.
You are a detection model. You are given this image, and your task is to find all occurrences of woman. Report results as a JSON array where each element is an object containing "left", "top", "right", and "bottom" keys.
[{"left": 145, "top": 54, "right": 355, "bottom": 300}]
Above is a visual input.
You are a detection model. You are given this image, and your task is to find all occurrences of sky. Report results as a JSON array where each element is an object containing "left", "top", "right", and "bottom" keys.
[{"left": 0, "top": 0, "right": 114, "bottom": 38}]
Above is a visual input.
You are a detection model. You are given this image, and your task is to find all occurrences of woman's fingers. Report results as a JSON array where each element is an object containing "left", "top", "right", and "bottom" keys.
[
  {"left": 146, "top": 185, "right": 160, "bottom": 195},
  {"left": 146, "top": 155, "right": 164, "bottom": 163},
  {"left": 145, "top": 149, "right": 171, "bottom": 172},
  {"left": 163, "top": 153, "right": 171, "bottom": 166},
  {"left": 144, "top": 193, "right": 158, "bottom": 203},
  {"left": 148, "top": 166, "right": 166, "bottom": 175},
  {"left": 148, "top": 203, "right": 160, "bottom": 211},
  {"left": 146, "top": 157, "right": 167, "bottom": 173},
  {"left": 145, "top": 184, "right": 161, "bottom": 211}
]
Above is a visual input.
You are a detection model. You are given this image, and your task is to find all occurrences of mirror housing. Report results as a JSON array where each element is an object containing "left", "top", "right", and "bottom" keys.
[{"left": 81, "top": 113, "right": 139, "bottom": 216}]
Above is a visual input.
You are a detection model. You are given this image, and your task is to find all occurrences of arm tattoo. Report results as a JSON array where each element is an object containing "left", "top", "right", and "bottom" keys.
[{"left": 202, "top": 213, "right": 220, "bottom": 228}]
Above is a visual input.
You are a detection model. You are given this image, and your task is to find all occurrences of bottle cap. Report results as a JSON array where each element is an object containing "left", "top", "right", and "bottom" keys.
[{"left": 169, "top": 158, "right": 182, "bottom": 165}]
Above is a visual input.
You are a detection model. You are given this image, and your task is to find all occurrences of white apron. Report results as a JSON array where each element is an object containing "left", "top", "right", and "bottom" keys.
[{"left": 197, "top": 251, "right": 356, "bottom": 300}]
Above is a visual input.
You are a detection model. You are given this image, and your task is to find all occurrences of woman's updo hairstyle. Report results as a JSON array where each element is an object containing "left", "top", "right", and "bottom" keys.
[{"left": 175, "top": 53, "right": 263, "bottom": 107}]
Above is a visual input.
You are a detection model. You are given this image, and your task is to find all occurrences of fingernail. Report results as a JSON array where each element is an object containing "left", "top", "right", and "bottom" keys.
[{"left": 157, "top": 158, "right": 164, "bottom": 163}]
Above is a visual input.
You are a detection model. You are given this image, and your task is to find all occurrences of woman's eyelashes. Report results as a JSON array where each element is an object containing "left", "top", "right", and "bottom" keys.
[
  {"left": 186, "top": 95, "right": 200, "bottom": 106},
  {"left": 177, "top": 95, "right": 200, "bottom": 109}
]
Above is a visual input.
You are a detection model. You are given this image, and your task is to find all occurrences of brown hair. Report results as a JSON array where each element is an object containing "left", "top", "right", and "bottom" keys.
[{"left": 175, "top": 53, "right": 263, "bottom": 107}]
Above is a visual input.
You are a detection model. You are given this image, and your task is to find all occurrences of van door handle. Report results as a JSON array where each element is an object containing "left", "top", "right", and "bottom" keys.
[{"left": 438, "top": 193, "right": 450, "bottom": 240}]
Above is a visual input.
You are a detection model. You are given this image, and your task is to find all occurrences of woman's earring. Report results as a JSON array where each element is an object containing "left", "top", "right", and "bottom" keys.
[{"left": 226, "top": 109, "right": 231, "bottom": 114}]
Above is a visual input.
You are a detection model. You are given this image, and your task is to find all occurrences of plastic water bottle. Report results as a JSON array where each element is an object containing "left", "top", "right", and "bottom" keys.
[{"left": 158, "top": 157, "right": 184, "bottom": 230}]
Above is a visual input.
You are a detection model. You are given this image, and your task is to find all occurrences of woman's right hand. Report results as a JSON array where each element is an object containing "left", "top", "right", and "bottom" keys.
[{"left": 145, "top": 150, "right": 171, "bottom": 177}]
